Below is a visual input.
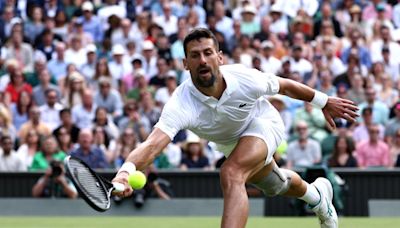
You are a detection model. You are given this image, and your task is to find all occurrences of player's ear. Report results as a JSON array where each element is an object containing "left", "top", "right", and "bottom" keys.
[
  {"left": 183, "top": 58, "right": 189, "bottom": 70},
  {"left": 217, "top": 51, "right": 224, "bottom": 65}
]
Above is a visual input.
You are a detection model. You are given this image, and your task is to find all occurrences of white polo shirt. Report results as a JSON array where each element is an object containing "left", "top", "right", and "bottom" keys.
[{"left": 155, "top": 64, "right": 281, "bottom": 152}]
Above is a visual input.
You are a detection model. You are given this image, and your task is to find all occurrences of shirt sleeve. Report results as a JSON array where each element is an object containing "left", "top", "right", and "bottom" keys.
[
  {"left": 246, "top": 67, "right": 280, "bottom": 97},
  {"left": 154, "top": 96, "right": 191, "bottom": 140}
]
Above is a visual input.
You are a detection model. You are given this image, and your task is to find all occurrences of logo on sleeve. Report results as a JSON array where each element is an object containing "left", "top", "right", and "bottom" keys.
[{"left": 239, "top": 103, "right": 247, "bottom": 108}]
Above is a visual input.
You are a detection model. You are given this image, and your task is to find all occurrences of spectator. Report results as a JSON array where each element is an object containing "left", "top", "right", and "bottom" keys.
[
  {"left": 381, "top": 45, "right": 400, "bottom": 82},
  {"left": 394, "top": 0, "right": 400, "bottom": 29},
  {"left": 357, "top": 87, "right": 389, "bottom": 125},
  {"left": 253, "top": 16, "right": 271, "bottom": 43},
  {"left": 17, "top": 129, "right": 40, "bottom": 169},
  {"left": 327, "top": 136, "right": 357, "bottom": 168},
  {"left": 10, "top": 90, "right": 32, "bottom": 131},
  {"left": 389, "top": 129, "right": 400, "bottom": 167},
  {"left": 0, "top": 135, "right": 26, "bottom": 171},
  {"left": 80, "top": 1, "right": 103, "bottom": 44},
  {"left": 79, "top": 44, "right": 97, "bottom": 85},
  {"left": 286, "top": 121, "right": 322, "bottom": 169},
  {"left": 293, "top": 102, "right": 328, "bottom": 142},
  {"left": 93, "top": 107, "right": 120, "bottom": 140},
  {"left": 149, "top": 58, "right": 170, "bottom": 89},
  {"left": 72, "top": 89, "right": 96, "bottom": 129},
  {"left": 269, "top": 4, "right": 289, "bottom": 37},
  {"left": 384, "top": 102, "right": 400, "bottom": 143},
  {"left": 377, "top": 74, "right": 398, "bottom": 107},
  {"left": 259, "top": 40, "right": 281, "bottom": 75},
  {"left": 2, "top": 27, "right": 34, "bottom": 72},
  {"left": 370, "top": 25, "right": 400, "bottom": 64},
  {"left": 19, "top": 106, "right": 51, "bottom": 144},
  {"left": 154, "top": 71, "right": 178, "bottom": 107},
  {"left": 0, "top": 105, "right": 16, "bottom": 140},
  {"left": 354, "top": 107, "right": 385, "bottom": 144},
  {"left": 4, "top": 68, "right": 32, "bottom": 103},
  {"left": 239, "top": 5, "right": 260, "bottom": 37},
  {"left": 64, "top": 35, "right": 86, "bottom": 69},
  {"left": 53, "top": 108, "right": 80, "bottom": 144},
  {"left": 0, "top": 59, "right": 19, "bottom": 92},
  {"left": 30, "top": 135, "right": 66, "bottom": 171},
  {"left": 53, "top": 10, "right": 68, "bottom": 40},
  {"left": 356, "top": 124, "right": 391, "bottom": 168},
  {"left": 287, "top": 45, "right": 313, "bottom": 79},
  {"left": 111, "top": 18, "right": 137, "bottom": 47},
  {"left": 362, "top": 0, "right": 392, "bottom": 21},
  {"left": 126, "top": 70, "right": 156, "bottom": 101},
  {"left": 55, "top": 126, "right": 74, "bottom": 155},
  {"left": 140, "top": 40, "right": 158, "bottom": 80},
  {"left": 31, "top": 159, "right": 78, "bottom": 199},
  {"left": 61, "top": 71, "right": 86, "bottom": 108},
  {"left": 70, "top": 129, "right": 109, "bottom": 169},
  {"left": 182, "top": 0, "right": 206, "bottom": 25},
  {"left": 214, "top": 1, "right": 233, "bottom": 40},
  {"left": 94, "top": 77, "right": 123, "bottom": 117},
  {"left": 347, "top": 73, "right": 366, "bottom": 105},
  {"left": 92, "top": 58, "right": 112, "bottom": 89},
  {"left": 114, "top": 128, "right": 138, "bottom": 168},
  {"left": 313, "top": 2, "right": 343, "bottom": 39},
  {"left": 35, "top": 29, "right": 56, "bottom": 61},
  {"left": 108, "top": 44, "right": 132, "bottom": 87},
  {"left": 180, "top": 133, "right": 210, "bottom": 170},
  {"left": 341, "top": 29, "right": 372, "bottom": 69},
  {"left": 92, "top": 126, "right": 116, "bottom": 164},
  {"left": 139, "top": 91, "right": 161, "bottom": 128},
  {"left": 116, "top": 104, "right": 150, "bottom": 143},
  {"left": 32, "top": 69, "right": 61, "bottom": 106},
  {"left": 39, "top": 88, "right": 63, "bottom": 131},
  {"left": 47, "top": 42, "right": 68, "bottom": 82}
]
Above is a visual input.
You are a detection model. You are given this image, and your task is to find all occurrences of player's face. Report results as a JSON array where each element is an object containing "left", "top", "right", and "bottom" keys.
[{"left": 183, "top": 38, "right": 223, "bottom": 88}]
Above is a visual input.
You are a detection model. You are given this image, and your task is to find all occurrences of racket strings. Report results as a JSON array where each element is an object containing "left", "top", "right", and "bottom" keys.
[{"left": 68, "top": 160, "right": 109, "bottom": 209}]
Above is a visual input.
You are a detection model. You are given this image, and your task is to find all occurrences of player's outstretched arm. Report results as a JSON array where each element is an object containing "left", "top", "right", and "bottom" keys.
[
  {"left": 277, "top": 77, "right": 359, "bottom": 129},
  {"left": 112, "top": 128, "right": 171, "bottom": 197}
]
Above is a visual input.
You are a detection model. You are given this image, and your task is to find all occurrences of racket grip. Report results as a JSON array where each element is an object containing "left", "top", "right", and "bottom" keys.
[{"left": 113, "top": 182, "right": 125, "bottom": 192}]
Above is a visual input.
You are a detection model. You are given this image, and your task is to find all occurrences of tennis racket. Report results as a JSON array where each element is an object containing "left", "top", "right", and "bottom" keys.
[{"left": 64, "top": 155, "right": 125, "bottom": 212}]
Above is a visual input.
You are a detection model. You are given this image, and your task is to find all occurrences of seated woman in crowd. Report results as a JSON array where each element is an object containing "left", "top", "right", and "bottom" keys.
[
  {"left": 180, "top": 133, "right": 210, "bottom": 170},
  {"left": 17, "top": 129, "right": 41, "bottom": 169},
  {"left": 327, "top": 135, "right": 357, "bottom": 168}
]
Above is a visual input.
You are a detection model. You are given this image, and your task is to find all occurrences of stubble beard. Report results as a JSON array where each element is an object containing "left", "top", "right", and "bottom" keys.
[{"left": 195, "top": 73, "right": 216, "bottom": 88}]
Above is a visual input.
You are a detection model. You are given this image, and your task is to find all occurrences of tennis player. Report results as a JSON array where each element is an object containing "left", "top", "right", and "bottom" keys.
[{"left": 113, "top": 28, "right": 358, "bottom": 228}]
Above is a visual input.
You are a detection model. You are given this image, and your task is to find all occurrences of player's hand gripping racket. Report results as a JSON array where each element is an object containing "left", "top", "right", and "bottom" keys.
[{"left": 64, "top": 155, "right": 125, "bottom": 212}]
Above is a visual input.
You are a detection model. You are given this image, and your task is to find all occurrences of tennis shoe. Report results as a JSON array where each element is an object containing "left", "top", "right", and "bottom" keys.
[{"left": 311, "top": 177, "right": 338, "bottom": 228}]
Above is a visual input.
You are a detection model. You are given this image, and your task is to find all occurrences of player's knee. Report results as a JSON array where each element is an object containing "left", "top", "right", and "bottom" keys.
[
  {"left": 220, "top": 163, "right": 246, "bottom": 188},
  {"left": 252, "top": 167, "right": 292, "bottom": 197}
]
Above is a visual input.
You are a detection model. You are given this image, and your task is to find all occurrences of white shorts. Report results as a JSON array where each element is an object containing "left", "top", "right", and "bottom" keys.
[{"left": 216, "top": 115, "right": 285, "bottom": 165}]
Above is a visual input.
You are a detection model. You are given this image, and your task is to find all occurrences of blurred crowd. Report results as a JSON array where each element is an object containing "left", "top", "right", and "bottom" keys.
[{"left": 1, "top": 0, "right": 400, "bottom": 177}]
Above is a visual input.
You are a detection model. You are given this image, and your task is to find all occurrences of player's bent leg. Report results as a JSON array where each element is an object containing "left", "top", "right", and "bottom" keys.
[
  {"left": 251, "top": 162, "right": 338, "bottom": 228},
  {"left": 219, "top": 136, "right": 270, "bottom": 228}
]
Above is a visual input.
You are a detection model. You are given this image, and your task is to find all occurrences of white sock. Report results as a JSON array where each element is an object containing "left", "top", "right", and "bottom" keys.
[{"left": 299, "top": 183, "right": 320, "bottom": 207}]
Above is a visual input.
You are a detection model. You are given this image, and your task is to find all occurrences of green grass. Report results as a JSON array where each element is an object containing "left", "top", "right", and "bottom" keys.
[{"left": 1, "top": 217, "right": 400, "bottom": 228}]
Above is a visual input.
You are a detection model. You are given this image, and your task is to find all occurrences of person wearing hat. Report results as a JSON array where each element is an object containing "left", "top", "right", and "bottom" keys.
[
  {"left": 79, "top": 1, "right": 103, "bottom": 43},
  {"left": 141, "top": 40, "right": 158, "bottom": 78},
  {"left": 179, "top": 132, "right": 210, "bottom": 170},
  {"left": 108, "top": 44, "right": 133, "bottom": 86},
  {"left": 269, "top": 4, "right": 289, "bottom": 36},
  {"left": 260, "top": 40, "right": 281, "bottom": 74},
  {"left": 64, "top": 35, "right": 86, "bottom": 69},
  {"left": 240, "top": 5, "right": 260, "bottom": 37}
]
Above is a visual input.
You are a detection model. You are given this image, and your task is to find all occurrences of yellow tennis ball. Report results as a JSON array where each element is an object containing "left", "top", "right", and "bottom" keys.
[{"left": 128, "top": 171, "right": 147, "bottom": 189}]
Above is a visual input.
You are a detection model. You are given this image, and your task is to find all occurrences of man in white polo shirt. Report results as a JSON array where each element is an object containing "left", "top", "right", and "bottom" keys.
[{"left": 113, "top": 28, "right": 358, "bottom": 228}]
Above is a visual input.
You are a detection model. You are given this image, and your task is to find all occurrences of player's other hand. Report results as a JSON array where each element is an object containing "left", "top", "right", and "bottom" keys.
[
  {"left": 322, "top": 96, "right": 359, "bottom": 130},
  {"left": 112, "top": 172, "right": 133, "bottom": 197}
]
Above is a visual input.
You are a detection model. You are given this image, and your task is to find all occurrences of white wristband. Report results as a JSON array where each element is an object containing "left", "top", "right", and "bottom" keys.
[
  {"left": 311, "top": 91, "right": 328, "bottom": 108},
  {"left": 117, "top": 162, "right": 136, "bottom": 175}
]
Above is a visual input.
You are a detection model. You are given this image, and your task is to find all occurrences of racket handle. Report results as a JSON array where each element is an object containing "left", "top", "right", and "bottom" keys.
[{"left": 113, "top": 182, "right": 125, "bottom": 192}]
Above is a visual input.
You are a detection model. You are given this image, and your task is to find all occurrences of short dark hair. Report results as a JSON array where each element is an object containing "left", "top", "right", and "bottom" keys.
[
  {"left": 183, "top": 28, "right": 219, "bottom": 57},
  {"left": 0, "top": 134, "right": 11, "bottom": 143},
  {"left": 59, "top": 108, "right": 71, "bottom": 117},
  {"left": 362, "top": 107, "right": 373, "bottom": 115}
]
